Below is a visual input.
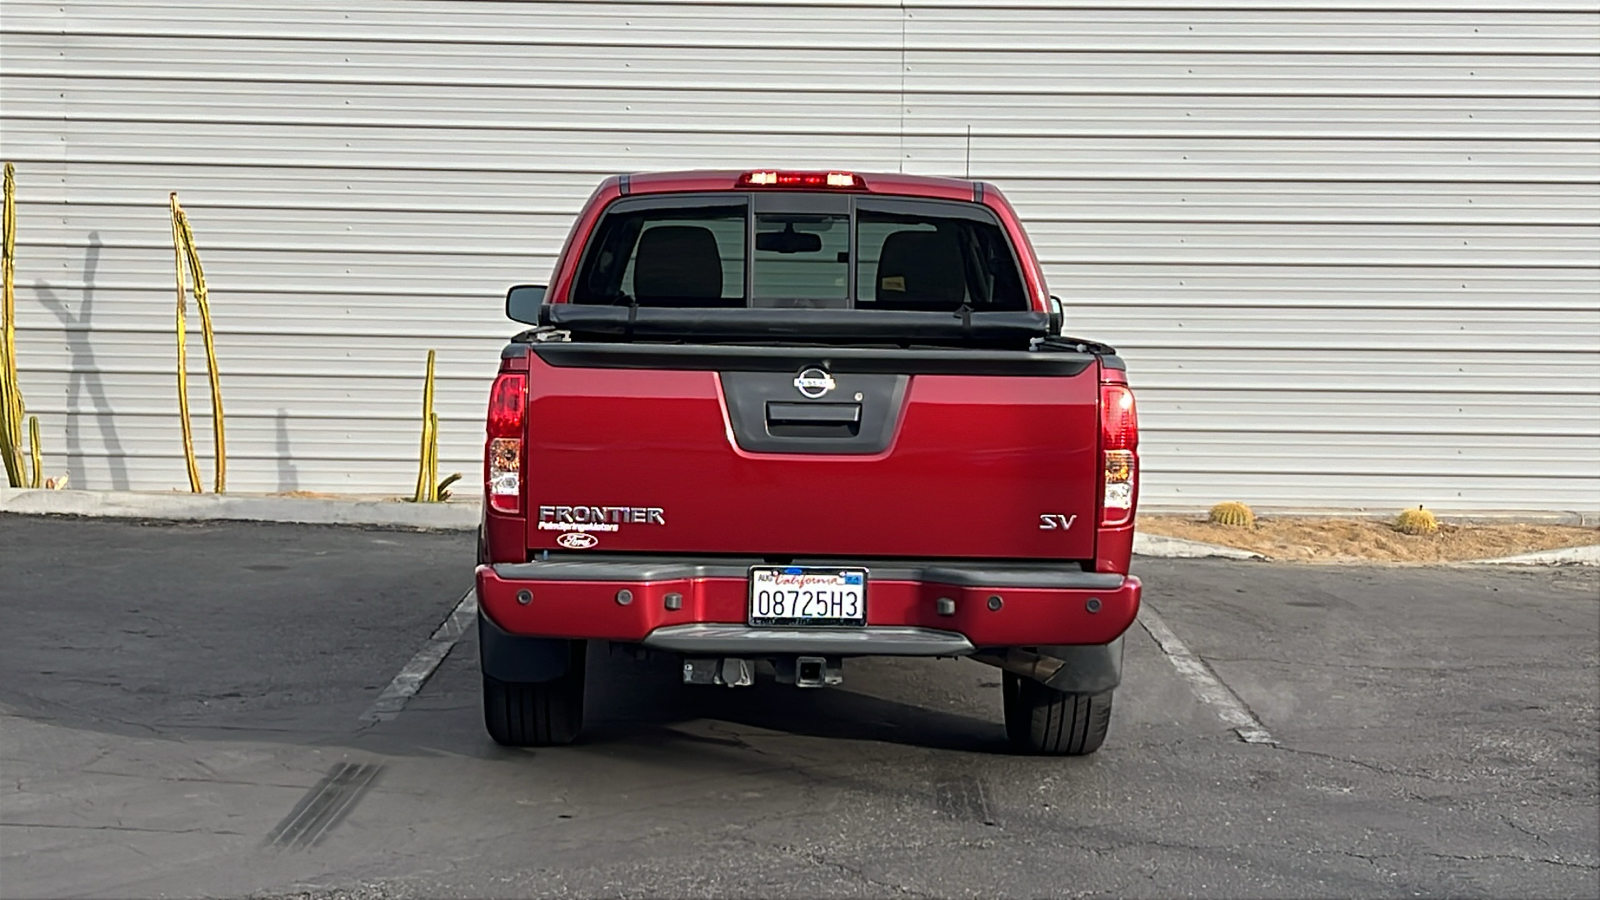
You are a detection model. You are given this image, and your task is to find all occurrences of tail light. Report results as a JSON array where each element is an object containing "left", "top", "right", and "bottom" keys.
[
  {"left": 737, "top": 171, "right": 866, "bottom": 189},
  {"left": 1101, "top": 383, "right": 1138, "bottom": 526},
  {"left": 486, "top": 371, "right": 526, "bottom": 514}
]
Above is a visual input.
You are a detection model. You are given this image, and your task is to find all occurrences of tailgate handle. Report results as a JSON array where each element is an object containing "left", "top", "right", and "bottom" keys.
[
  {"left": 764, "top": 401, "right": 862, "bottom": 438},
  {"left": 766, "top": 402, "right": 862, "bottom": 425}
]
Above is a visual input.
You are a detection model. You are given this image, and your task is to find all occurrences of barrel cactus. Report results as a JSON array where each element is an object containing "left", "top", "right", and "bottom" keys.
[
  {"left": 1394, "top": 505, "right": 1439, "bottom": 535},
  {"left": 1208, "top": 501, "right": 1256, "bottom": 528}
]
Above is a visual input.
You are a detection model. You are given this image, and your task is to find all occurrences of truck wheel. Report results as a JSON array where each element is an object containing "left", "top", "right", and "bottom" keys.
[
  {"left": 482, "top": 642, "right": 586, "bottom": 747},
  {"left": 1002, "top": 671, "right": 1112, "bottom": 756}
]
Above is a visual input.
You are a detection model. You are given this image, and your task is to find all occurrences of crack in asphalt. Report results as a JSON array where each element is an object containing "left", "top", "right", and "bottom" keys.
[
  {"left": 1, "top": 821, "right": 249, "bottom": 836},
  {"left": 722, "top": 831, "right": 934, "bottom": 898},
  {"left": 1328, "top": 848, "right": 1391, "bottom": 875},
  {"left": 1263, "top": 741, "right": 1414, "bottom": 778},
  {"left": 1500, "top": 814, "right": 1550, "bottom": 846},
  {"left": 71, "top": 768, "right": 325, "bottom": 791},
  {"left": 1308, "top": 846, "right": 1598, "bottom": 873},
  {"left": 1205, "top": 656, "right": 1598, "bottom": 673},
  {"left": 1420, "top": 851, "right": 1599, "bottom": 870},
  {"left": 788, "top": 846, "right": 935, "bottom": 897},
  {"left": 1265, "top": 739, "right": 1600, "bottom": 802},
  {"left": 2, "top": 706, "right": 194, "bottom": 741},
  {"left": 1469, "top": 590, "right": 1600, "bottom": 632}
]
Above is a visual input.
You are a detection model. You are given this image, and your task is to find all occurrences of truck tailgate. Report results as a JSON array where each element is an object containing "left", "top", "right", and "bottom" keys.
[{"left": 523, "top": 344, "right": 1101, "bottom": 560}]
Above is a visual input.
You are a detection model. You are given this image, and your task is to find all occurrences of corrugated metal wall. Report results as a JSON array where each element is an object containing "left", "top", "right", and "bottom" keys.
[{"left": 2, "top": 0, "right": 1597, "bottom": 510}]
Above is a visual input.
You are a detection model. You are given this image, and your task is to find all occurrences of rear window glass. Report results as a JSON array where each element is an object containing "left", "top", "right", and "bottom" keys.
[
  {"left": 855, "top": 206, "right": 1026, "bottom": 312},
  {"left": 752, "top": 212, "right": 850, "bottom": 307},
  {"left": 576, "top": 202, "right": 746, "bottom": 307},
  {"left": 571, "top": 194, "right": 1027, "bottom": 311}
]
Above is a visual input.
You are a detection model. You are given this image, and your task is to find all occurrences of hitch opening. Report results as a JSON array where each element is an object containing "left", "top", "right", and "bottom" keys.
[{"left": 789, "top": 656, "right": 843, "bottom": 689}]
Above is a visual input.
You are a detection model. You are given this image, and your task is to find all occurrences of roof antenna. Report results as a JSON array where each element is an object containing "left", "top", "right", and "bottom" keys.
[{"left": 964, "top": 125, "right": 972, "bottom": 179}]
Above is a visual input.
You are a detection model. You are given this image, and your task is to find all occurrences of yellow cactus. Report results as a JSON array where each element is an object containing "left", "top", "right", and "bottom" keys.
[
  {"left": 1, "top": 161, "right": 28, "bottom": 488},
  {"left": 171, "top": 194, "right": 202, "bottom": 493},
  {"left": 1394, "top": 505, "right": 1439, "bottom": 536},
  {"left": 27, "top": 414, "right": 40, "bottom": 488},
  {"left": 170, "top": 193, "right": 226, "bottom": 493},
  {"left": 1208, "top": 501, "right": 1256, "bottom": 528},
  {"left": 412, "top": 350, "right": 438, "bottom": 502},
  {"left": 176, "top": 202, "right": 225, "bottom": 492}
]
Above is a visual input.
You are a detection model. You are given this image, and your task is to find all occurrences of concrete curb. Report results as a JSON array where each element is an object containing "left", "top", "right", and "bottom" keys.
[
  {"left": 0, "top": 490, "right": 1263, "bottom": 559},
  {"left": 0, "top": 487, "right": 479, "bottom": 531},
  {"left": 0, "top": 490, "right": 1272, "bottom": 559},
  {"left": 1464, "top": 545, "right": 1600, "bottom": 567},
  {"left": 1133, "top": 533, "right": 1265, "bottom": 561},
  {"left": 3, "top": 488, "right": 1594, "bottom": 566},
  {"left": 1140, "top": 506, "right": 1600, "bottom": 527}
]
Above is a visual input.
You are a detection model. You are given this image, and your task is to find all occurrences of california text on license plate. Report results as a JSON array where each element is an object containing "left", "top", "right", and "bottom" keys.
[{"left": 748, "top": 567, "right": 867, "bottom": 627}]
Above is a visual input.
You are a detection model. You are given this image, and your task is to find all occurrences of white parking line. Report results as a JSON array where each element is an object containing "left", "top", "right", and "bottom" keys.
[
  {"left": 359, "top": 590, "right": 477, "bottom": 723},
  {"left": 1138, "top": 605, "right": 1276, "bottom": 745}
]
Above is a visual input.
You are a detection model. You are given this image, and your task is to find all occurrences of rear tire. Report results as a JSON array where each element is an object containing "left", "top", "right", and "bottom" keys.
[
  {"left": 483, "top": 641, "right": 586, "bottom": 746},
  {"left": 1002, "top": 671, "right": 1113, "bottom": 756}
]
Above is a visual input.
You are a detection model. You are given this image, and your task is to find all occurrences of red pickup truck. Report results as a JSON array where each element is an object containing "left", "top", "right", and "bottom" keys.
[{"left": 475, "top": 170, "right": 1141, "bottom": 755}]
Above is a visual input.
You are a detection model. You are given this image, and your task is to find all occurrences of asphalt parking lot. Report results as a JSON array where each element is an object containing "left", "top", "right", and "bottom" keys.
[{"left": 1, "top": 515, "right": 1596, "bottom": 899}]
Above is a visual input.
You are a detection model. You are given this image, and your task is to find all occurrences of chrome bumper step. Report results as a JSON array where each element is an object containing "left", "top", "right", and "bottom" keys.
[{"left": 640, "top": 624, "right": 974, "bottom": 657}]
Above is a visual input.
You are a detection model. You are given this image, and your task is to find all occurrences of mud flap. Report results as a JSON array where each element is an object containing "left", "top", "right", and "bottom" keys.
[
  {"left": 477, "top": 610, "right": 576, "bottom": 683},
  {"left": 972, "top": 636, "right": 1123, "bottom": 694}
]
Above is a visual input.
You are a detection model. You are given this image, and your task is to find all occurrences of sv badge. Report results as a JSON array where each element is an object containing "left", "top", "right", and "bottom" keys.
[{"left": 1039, "top": 514, "right": 1078, "bottom": 531}]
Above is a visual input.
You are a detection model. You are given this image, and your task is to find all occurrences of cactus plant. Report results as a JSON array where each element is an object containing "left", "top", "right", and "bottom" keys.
[
  {"left": 1208, "top": 501, "right": 1257, "bottom": 528},
  {"left": 1, "top": 161, "right": 29, "bottom": 488},
  {"left": 170, "top": 193, "right": 225, "bottom": 493},
  {"left": 27, "top": 414, "right": 40, "bottom": 488},
  {"left": 171, "top": 194, "right": 201, "bottom": 492},
  {"left": 176, "top": 200, "right": 225, "bottom": 492},
  {"left": 1394, "top": 505, "right": 1439, "bottom": 535},
  {"left": 409, "top": 351, "right": 461, "bottom": 502},
  {"left": 412, "top": 351, "right": 438, "bottom": 502}
]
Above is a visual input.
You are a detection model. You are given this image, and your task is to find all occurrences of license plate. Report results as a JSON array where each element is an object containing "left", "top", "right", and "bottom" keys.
[{"left": 748, "top": 567, "right": 867, "bottom": 627}]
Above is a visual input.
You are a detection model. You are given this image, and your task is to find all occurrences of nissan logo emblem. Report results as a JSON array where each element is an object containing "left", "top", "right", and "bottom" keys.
[{"left": 793, "top": 367, "right": 836, "bottom": 400}]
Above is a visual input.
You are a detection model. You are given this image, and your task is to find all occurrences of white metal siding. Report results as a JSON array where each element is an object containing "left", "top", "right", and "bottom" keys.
[{"left": 2, "top": 0, "right": 1597, "bottom": 511}]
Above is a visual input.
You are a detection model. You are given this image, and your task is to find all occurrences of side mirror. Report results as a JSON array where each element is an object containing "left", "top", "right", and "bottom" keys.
[
  {"left": 1048, "top": 294, "right": 1064, "bottom": 334},
  {"left": 506, "top": 284, "right": 547, "bottom": 325}
]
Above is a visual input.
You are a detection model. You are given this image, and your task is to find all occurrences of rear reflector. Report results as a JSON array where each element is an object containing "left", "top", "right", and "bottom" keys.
[
  {"left": 738, "top": 171, "right": 866, "bottom": 189},
  {"left": 1101, "top": 384, "right": 1138, "bottom": 525},
  {"left": 486, "top": 372, "right": 526, "bottom": 513}
]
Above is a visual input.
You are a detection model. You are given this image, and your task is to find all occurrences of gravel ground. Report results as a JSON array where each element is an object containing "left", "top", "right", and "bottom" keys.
[{"left": 1139, "top": 514, "right": 1600, "bottom": 563}]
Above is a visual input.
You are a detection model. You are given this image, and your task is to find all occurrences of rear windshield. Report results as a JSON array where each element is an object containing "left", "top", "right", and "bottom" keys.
[{"left": 571, "top": 193, "right": 1028, "bottom": 312}]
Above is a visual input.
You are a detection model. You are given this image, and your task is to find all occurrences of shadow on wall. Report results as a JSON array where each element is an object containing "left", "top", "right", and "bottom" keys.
[
  {"left": 33, "top": 232, "right": 130, "bottom": 490},
  {"left": 275, "top": 408, "right": 299, "bottom": 492}
]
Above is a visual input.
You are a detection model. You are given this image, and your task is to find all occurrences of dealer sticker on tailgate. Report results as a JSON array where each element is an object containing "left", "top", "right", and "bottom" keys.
[{"left": 748, "top": 567, "right": 867, "bottom": 627}]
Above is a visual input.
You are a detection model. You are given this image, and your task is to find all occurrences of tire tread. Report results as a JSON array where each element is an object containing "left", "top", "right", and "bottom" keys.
[
  {"left": 482, "top": 642, "right": 585, "bottom": 747},
  {"left": 1002, "top": 671, "right": 1113, "bottom": 756}
]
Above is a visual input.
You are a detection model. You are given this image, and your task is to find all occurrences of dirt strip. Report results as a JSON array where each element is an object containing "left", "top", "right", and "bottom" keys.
[{"left": 1138, "top": 515, "right": 1600, "bottom": 563}]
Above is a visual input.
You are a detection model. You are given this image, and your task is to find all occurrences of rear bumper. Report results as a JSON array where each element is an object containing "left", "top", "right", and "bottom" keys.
[
  {"left": 642, "top": 624, "right": 974, "bottom": 656},
  {"left": 475, "top": 557, "right": 1140, "bottom": 651}
]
